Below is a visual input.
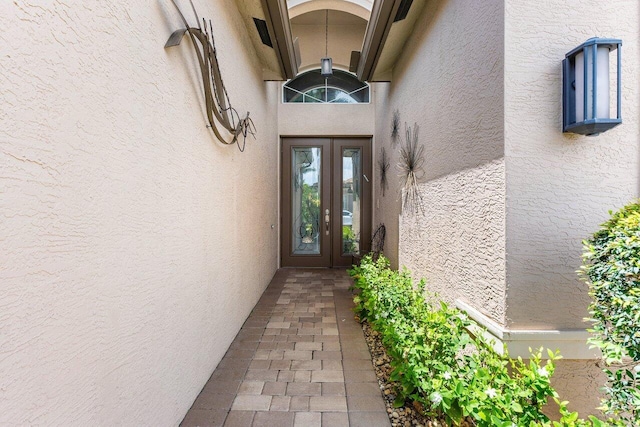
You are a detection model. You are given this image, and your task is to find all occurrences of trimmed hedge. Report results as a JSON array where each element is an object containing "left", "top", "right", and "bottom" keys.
[
  {"left": 350, "top": 255, "right": 611, "bottom": 427},
  {"left": 582, "top": 201, "right": 640, "bottom": 424}
]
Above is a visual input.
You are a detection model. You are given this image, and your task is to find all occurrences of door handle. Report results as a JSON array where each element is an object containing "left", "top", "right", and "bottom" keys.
[{"left": 324, "top": 208, "right": 330, "bottom": 235}]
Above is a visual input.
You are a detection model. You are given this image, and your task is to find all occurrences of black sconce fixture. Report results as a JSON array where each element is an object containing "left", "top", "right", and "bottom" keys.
[{"left": 563, "top": 38, "right": 622, "bottom": 136}]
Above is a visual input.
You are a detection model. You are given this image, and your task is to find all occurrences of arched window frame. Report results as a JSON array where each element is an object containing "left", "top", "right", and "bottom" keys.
[{"left": 283, "top": 69, "right": 370, "bottom": 104}]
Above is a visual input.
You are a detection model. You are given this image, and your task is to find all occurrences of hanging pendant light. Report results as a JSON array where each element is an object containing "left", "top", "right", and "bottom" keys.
[{"left": 320, "top": 10, "right": 333, "bottom": 77}]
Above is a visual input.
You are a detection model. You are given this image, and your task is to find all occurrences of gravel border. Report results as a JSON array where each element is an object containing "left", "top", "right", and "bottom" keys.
[
  {"left": 360, "top": 321, "right": 449, "bottom": 427},
  {"left": 362, "top": 318, "right": 483, "bottom": 427}
]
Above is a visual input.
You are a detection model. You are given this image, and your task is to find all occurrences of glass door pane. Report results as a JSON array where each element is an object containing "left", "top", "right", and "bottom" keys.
[
  {"left": 291, "top": 147, "right": 321, "bottom": 255},
  {"left": 341, "top": 148, "right": 361, "bottom": 255}
]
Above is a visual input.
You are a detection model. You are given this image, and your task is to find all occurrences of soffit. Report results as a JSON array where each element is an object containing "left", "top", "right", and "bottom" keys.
[
  {"left": 291, "top": 9, "right": 367, "bottom": 72},
  {"left": 356, "top": 0, "right": 427, "bottom": 82},
  {"left": 233, "top": 0, "right": 424, "bottom": 82},
  {"left": 235, "top": 0, "right": 299, "bottom": 80},
  {"left": 288, "top": 0, "right": 373, "bottom": 19},
  {"left": 287, "top": 0, "right": 373, "bottom": 10},
  {"left": 292, "top": 9, "right": 365, "bottom": 25},
  {"left": 286, "top": 0, "right": 427, "bottom": 82},
  {"left": 370, "top": 0, "right": 426, "bottom": 81}
]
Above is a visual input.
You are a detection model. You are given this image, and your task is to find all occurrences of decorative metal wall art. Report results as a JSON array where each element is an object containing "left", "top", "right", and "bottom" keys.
[
  {"left": 390, "top": 109, "right": 401, "bottom": 146},
  {"left": 378, "top": 146, "right": 390, "bottom": 197},
  {"left": 398, "top": 123, "right": 425, "bottom": 214},
  {"left": 165, "top": 0, "right": 255, "bottom": 151}
]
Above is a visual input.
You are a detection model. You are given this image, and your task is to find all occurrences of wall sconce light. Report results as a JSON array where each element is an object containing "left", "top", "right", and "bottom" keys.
[{"left": 563, "top": 37, "right": 622, "bottom": 136}]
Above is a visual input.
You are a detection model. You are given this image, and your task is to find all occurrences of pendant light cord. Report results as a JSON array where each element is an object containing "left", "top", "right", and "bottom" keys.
[{"left": 325, "top": 10, "right": 328, "bottom": 57}]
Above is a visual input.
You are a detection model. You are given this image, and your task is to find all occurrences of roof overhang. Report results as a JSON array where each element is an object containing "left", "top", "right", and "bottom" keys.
[
  {"left": 356, "top": 0, "right": 401, "bottom": 81},
  {"left": 262, "top": 0, "right": 300, "bottom": 78},
  {"left": 235, "top": 0, "right": 423, "bottom": 82},
  {"left": 236, "top": 0, "right": 300, "bottom": 80},
  {"left": 355, "top": 0, "right": 425, "bottom": 82}
]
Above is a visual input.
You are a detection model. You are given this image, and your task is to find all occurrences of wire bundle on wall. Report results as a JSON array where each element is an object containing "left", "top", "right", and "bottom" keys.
[
  {"left": 378, "top": 146, "right": 390, "bottom": 197},
  {"left": 398, "top": 123, "right": 424, "bottom": 214},
  {"left": 391, "top": 109, "right": 401, "bottom": 146}
]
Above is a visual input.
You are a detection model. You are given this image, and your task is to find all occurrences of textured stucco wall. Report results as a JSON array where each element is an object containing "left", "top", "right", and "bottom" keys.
[
  {"left": 390, "top": 0, "right": 504, "bottom": 180},
  {"left": 375, "top": 0, "right": 506, "bottom": 323},
  {"left": 503, "top": 0, "right": 639, "bottom": 417},
  {"left": 504, "top": 1, "right": 640, "bottom": 330},
  {"left": 549, "top": 359, "right": 608, "bottom": 419},
  {"left": 371, "top": 82, "right": 401, "bottom": 267},
  {"left": 0, "top": 1, "right": 278, "bottom": 425},
  {"left": 278, "top": 89, "right": 376, "bottom": 136},
  {"left": 400, "top": 160, "right": 506, "bottom": 321},
  {"left": 374, "top": 0, "right": 639, "bottom": 418}
]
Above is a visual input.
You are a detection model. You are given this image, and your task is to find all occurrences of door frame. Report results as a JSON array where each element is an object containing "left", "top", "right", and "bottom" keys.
[
  {"left": 281, "top": 138, "right": 331, "bottom": 267},
  {"left": 280, "top": 136, "right": 372, "bottom": 268}
]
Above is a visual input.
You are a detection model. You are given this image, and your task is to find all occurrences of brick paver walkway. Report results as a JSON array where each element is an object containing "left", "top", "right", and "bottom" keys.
[{"left": 180, "top": 268, "right": 390, "bottom": 427}]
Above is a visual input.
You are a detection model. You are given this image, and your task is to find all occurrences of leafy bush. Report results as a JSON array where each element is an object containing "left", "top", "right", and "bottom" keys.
[
  {"left": 581, "top": 201, "right": 640, "bottom": 424},
  {"left": 350, "top": 255, "right": 611, "bottom": 427},
  {"left": 342, "top": 225, "right": 358, "bottom": 253}
]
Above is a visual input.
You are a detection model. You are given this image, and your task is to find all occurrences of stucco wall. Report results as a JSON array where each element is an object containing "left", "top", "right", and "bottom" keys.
[
  {"left": 550, "top": 360, "right": 608, "bottom": 420},
  {"left": 503, "top": 2, "right": 639, "bottom": 415},
  {"left": 278, "top": 88, "right": 376, "bottom": 136},
  {"left": 372, "top": 0, "right": 640, "bottom": 418},
  {"left": 0, "top": 1, "right": 278, "bottom": 425},
  {"left": 371, "top": 82, "right": 401, "bottom": 267},
  {"left": 400, "top": 160, "right": 506, "bottom": 322},
  {"left": 375, "top": 0, "right": 506, "bottom": 323},
  {"left": 504, "top": 1, "right": 640, "bottom": 330}
]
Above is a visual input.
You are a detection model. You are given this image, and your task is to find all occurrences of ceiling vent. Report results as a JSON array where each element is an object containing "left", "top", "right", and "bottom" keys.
[
  {"left": 393, "top": 0, "right": 413, "bottom": 22},
  {"left": 253, "top": 18, "right": 273, "bottom": 47}
]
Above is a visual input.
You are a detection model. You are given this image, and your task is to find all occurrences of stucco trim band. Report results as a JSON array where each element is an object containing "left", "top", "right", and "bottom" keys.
[{"left": 456, "top": 300, "right": 600, "bottom": 360}]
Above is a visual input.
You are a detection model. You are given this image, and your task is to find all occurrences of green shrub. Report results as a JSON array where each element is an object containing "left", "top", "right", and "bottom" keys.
[
  {"left": 342, "top": 225, "right": 358, "bottom": 253},
  {"left": 581, "top": 201, "right": 640, "bottom": 424},
  {"left": 350, "top": 255, "right": 614, "bottom": 427}
]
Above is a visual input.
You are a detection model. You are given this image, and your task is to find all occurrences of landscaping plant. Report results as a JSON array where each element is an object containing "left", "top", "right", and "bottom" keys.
[
  {"left": 581, "top": 201, "right": 640, "bottom": 425},
  {"left": 350, "top": 255, "right": 612, "bottom": 427}
]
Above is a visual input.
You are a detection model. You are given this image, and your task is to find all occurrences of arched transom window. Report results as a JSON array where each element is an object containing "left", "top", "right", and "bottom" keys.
[{"left": 283, "top": 69, "right": 370, "bottom": 104}]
